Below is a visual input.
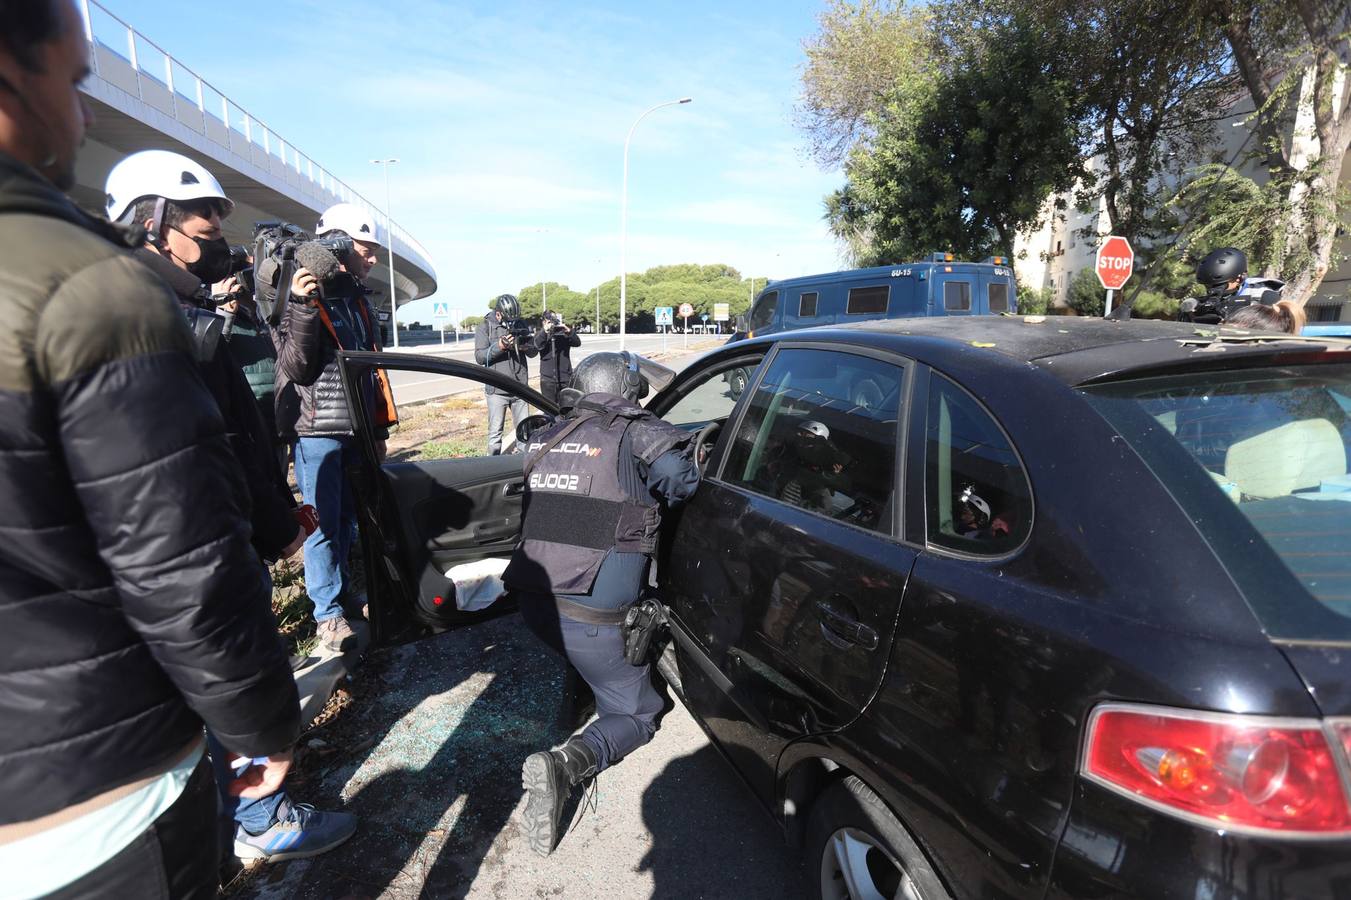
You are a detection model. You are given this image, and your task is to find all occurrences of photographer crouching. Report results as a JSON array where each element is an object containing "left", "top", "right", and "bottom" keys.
[
  {"left": 475, "top": 293, "right": 539, "bottom": 454},
  {"left": 268, "top": 203, "right": 394, "bottom": 654}
]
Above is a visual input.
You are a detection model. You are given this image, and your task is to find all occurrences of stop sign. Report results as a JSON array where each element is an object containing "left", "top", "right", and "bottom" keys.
[{"left": 1095, "top": 236, "right": 1134, "bottom": 290}]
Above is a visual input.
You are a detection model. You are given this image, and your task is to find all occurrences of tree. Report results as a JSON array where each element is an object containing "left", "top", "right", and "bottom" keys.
[
  {"left": 1203, "top": 0, "right": 1351, "bottom": 306},
  {"left": 797, "top": 1, "right": 933, "bottom": 167},
  {"left": 827, "top": 10, "right": 1086, "bottom": 263}
]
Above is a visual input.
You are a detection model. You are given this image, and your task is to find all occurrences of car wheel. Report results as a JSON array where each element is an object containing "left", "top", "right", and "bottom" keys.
[
  {"left": 727, "top": 367, "right": 749, "bottom": 398},
  {"left": 851, "top": 378, "right": 883, "bottom": 411},
  {"left": 806, "top": 776, "right": 949, "bottom": 900}
]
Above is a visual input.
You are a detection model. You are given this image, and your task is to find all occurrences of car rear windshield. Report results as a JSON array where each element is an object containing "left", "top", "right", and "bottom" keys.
[{"left": 1084, "top": 364, "right": 1351, "bottom": 642}]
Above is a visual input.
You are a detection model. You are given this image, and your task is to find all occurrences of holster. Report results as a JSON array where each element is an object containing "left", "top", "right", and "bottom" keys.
[{"left": 621, "top": 594, "right": 668, "bottom": 667}]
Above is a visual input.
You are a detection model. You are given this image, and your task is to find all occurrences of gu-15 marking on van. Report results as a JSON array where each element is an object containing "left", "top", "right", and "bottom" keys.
[{"left": 728, "top": 254, "right": 1017, "bottom": 343}]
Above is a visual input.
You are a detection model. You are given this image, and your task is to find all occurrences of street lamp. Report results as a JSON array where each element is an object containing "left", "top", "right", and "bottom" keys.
[
  {"left": 620, "top": 96, "right": 691, "bottom": 350},
  {"left": 371, "top": 158, "right": 400, "bottom": 348}
]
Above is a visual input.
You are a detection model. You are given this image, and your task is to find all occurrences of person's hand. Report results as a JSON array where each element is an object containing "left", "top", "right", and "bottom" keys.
[
  {"left": 226, "top": 748, "right": 294, "bottom": 799},
  {"left": 498, "top": 334, "right": 515, "bottom": 351},
  {"left": 279, "top": 525, "right": 306, "bottom": 560},
  {"left": 293, "top": 504, "right": 319, "bottom": 537},
  {"left": 291, "top": 267, "right": 319, "bottom": 302},
  {"left": 212, "top": 275, "right": 242, "bottom": 297},
  {"left": 375, "top": 439, "right": 387, "bottom": 463}
]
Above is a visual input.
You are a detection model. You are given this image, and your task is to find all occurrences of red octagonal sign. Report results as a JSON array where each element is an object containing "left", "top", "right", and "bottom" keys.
[{"left": 1095, "top": 235, "right": 1134, "bottom": 290}]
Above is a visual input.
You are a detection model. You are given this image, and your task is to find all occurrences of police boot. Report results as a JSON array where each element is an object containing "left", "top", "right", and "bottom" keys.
[{"left": 520, "top": 737, "right": 599, "bottom": 856}]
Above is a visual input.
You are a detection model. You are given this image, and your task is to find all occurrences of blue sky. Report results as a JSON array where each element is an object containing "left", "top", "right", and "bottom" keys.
[{"left": 95, "top": 0, "right": 845, "bottom": 324}]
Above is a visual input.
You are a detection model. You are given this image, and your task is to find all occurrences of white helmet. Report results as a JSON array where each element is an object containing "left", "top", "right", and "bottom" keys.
[
  {"left": 104, "top": 150, "right": 233, "bottom": 225},
  {"left": 316, "top": 203, "right": 381, "bottom": 245}
]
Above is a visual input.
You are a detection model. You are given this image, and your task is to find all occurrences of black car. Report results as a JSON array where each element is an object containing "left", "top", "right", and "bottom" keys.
[{"left": 339, "top": 317, "right": 1351, "bottom": 899}]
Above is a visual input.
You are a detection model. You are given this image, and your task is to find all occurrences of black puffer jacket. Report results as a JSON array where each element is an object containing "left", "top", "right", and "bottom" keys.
[
  {"left": 0, "top": 151, "right": 300, "bottom": 825},
  {"left": 272, "top": 273, "right": 385, "bottom": 439},
  {"left": 133, "top": 248, "right": 298, "bottom": 561}
]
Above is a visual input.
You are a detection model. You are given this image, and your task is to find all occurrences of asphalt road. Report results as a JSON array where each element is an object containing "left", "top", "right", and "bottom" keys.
[
  {"left": 385, "top": 334, "right": 717, "bottom": 406},
  {"left": 234, "top": 613, "right": 808, "bottom": 900}
]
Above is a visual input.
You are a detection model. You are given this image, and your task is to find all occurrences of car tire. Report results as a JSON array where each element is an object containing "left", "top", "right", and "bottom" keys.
[
  {"left": 806, "top": 776, "right": 950, "bottom": 900},
  {"left": 727, "top": 367, "right": 749, "bottom": 399}
]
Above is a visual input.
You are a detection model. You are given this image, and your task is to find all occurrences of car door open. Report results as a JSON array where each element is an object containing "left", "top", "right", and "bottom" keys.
[{"left": 338, "top": 350, "right": 556, "bottom": 634}]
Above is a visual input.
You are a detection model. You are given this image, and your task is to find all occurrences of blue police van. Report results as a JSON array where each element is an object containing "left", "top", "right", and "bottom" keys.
[{"left": 722, "top": 254, "right": 1018, "bottom": 396}]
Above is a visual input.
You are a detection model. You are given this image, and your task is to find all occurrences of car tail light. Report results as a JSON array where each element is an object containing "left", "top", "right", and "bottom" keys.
[{"left": 1082, "top": 704, "right": 1351, "bottom": 835}]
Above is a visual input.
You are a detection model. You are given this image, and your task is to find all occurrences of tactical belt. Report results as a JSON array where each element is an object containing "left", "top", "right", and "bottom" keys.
[{"left": 554, "top": 595, "right": 630, "bottom": 626}]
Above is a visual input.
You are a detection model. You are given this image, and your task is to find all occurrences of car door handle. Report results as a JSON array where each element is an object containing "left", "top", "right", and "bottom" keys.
[
  {"left": 816, "top": 600, "right": 879, "bottom": 651},
  {"left": 473, "top": 519, "right": 518, "bottom": 543},
  {"left": 502, "top": 481, "right": 525, "bottom": 497}
]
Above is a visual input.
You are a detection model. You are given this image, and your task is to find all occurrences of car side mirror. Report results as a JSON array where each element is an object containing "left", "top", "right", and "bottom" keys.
[
  {"left": 735, "top": 314, "right": 748, "bottom": 333},
  {"left": 516, "top": 413, "right": 555, "bottom": 445}
]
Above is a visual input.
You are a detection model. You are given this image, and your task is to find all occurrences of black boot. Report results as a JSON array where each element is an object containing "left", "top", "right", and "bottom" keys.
[{"left": 520, "top": 737, "right": 599, "bottom": 856}]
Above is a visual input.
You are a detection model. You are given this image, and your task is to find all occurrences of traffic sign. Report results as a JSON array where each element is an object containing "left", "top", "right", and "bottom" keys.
[
  {"left": 1095, "top": 236, "right": 1134, "bottom": 291},
  {"left": 678, "top": 303, "right": 694, "bottom": 318},
  {"left": 655, "top": 306, "right": 674, "bottom": 326},
  {"left": 713, "top": 303, "right": 729, "bottom": 322},
  {"left": 700, "top": 313, "right": 709, "bottom": 322},
  {"left": 432, "top": 301, "right": 451, "bottom": 320}
]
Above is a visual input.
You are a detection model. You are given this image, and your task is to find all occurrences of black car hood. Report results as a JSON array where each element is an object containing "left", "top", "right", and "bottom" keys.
[{"left": 1277, "top": 642, "right": 1351, "bottom": 717}]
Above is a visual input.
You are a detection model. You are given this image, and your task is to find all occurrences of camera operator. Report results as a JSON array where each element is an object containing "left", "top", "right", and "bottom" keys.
[
  {"left": 104, "top": 152, "right": 357, "bottom": 864},
  {"left": 475, "top": 293, "right": 539, "bottom": 454},
  {"left": 269, "top": 203, "right": 391, "bottom": 653},
  {"left": 532, "top": 310, "right": 581, "bottom": 406}
]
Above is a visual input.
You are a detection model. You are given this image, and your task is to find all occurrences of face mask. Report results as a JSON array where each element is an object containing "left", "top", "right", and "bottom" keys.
[{"left": 180, "top": 234, "right": 234, "bottom": 283}]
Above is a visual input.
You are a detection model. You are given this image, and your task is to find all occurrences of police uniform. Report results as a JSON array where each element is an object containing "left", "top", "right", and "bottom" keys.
[
  {"left": 506, "top": 391, "right": 698, "bottom": 753},
  {"left": 505, "top": 390, "right": 699, "bottom": 854}
]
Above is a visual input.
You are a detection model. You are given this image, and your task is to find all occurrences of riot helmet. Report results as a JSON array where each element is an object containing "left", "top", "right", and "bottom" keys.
[
  {"left": 563, "top": 351, "right": 675, "bottom": 405},
  {"left": 494, "top": 293, "right": 521, "bottom": 319},
  {"left": 793, "top": 420, "right": 835, "bottom": 469},
  {"left": 958, "top": 483, "right": 992, "bottom": 530},
  {"left": 1196, "top": 248, "right": 1247, "bottom": 290}
]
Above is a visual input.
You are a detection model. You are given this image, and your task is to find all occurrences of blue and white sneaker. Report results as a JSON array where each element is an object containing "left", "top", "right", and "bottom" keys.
[{"left": 233, "top": 801, "right": 358, "bottom": 862}]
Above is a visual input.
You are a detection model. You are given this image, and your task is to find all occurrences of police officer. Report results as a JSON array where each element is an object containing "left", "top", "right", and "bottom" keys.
[
  {"left": 504, "top": 351, "right": 699, "bottom": 856},
  {"left": 1182, "top": 247, "right": 1283, "bottom": 324}
]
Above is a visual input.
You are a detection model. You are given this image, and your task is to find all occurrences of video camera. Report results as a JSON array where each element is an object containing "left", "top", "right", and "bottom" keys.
[
  {"left": 504, "top": 317, "right": 535, "bottom": 341},
  {"left": 250, "top": 222, "right": 356, "bottom": 325},
  {"left": 1178, "top": 288, "right": 1228, "bottom": 325}
]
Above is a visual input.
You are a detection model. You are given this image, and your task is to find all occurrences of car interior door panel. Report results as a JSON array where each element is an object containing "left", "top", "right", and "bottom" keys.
[{"left": 337, "top": 351, "right": 555, "bottom": 629}]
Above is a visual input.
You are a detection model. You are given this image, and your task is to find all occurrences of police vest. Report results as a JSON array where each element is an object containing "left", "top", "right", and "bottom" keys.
[{"left": 504, "top": 394, "right": 686, "bottom": 596}]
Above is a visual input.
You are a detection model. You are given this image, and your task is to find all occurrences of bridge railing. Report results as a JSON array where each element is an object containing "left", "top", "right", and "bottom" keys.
[{"left": 76, "top": 0, "right": 434, "bottom": 272}]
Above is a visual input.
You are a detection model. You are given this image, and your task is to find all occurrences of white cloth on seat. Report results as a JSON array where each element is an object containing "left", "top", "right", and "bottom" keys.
[
  {"left": 1224, "top": 419, "right": 1347, "bottom": 499},
  {"left": 445, "top": 557, "right": 510, "bottom": 612}
]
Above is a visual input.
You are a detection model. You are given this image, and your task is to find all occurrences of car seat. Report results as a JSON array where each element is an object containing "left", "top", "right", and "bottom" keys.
[{"left": 1224, "top": 419, "right": 1347, "bottom": 499}]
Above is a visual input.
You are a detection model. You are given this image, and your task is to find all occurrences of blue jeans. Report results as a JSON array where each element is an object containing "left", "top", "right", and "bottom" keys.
[
  {"left": 294, "top": 436, "right": 357, "bottom": 623},
  {"left": 486, "top": 391, "right": 529, "bottom": 455},
  {"left": 206, "top": 732, "right": 287, "bottom": 835}
]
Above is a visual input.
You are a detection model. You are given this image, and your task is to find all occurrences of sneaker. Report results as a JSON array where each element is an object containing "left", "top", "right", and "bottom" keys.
[
  {"left": 317, "top": 616, "right": 356, "bottom": 653},
  {"left": 233, "top": 801, "right": 358, "bottom": 862}
]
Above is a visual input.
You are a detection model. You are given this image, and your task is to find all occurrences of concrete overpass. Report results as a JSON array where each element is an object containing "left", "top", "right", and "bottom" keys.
[{"left": 68, "top": 0, "right": 437, "bottom": 326}]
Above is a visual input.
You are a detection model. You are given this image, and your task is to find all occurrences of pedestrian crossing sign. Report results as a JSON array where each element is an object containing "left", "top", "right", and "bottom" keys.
[{"left": 432, "top": 302, "right": 450, "bottom": 320}]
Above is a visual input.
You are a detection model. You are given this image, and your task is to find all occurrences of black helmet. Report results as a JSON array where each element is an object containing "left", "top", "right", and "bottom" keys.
[
  {"left": 1196, "top": 248, "right": 1247, "bottom": 288},
  {"left": 564, "top": 351, "right": 675, "bottom": 405},
  {"left": 494, "top": 293, "right": 521, "bottom": 318}
]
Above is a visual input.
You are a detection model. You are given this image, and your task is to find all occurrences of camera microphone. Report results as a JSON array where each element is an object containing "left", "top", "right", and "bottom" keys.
[{"left": 295, "top": 241, "right": 342, "bottom": 286}]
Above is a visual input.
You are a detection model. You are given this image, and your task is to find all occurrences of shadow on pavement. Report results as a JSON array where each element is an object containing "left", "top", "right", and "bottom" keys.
[{"left": 639, "top": 744, "right": 808, "bottom": 900}]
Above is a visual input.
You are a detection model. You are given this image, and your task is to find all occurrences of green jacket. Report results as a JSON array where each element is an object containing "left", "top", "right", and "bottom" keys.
[{"left": 224, "top": 302, "right": 280, "bottom": 439}]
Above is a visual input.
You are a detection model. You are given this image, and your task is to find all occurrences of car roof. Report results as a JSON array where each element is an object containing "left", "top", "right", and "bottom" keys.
[
  {"left": 764, "top": 260, "right": 1004, "bottom": 291},
  {"left": 759, "top": 316, "right": 1351, "bottom": 386}
]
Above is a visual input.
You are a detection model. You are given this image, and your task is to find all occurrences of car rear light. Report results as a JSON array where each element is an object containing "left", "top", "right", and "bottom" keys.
[{"left": 1082, "top": 704, "right": 1351, "bottom": 835}]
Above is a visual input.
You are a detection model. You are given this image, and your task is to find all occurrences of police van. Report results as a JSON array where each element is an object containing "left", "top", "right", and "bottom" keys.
[{"left": 723, "top": 254, "right": 1017, "bottom": 396}]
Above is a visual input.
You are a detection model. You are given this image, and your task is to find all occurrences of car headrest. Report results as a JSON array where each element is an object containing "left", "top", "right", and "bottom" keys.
[{"left": 1224, "top": 419, "right": 1347, "bottom": 500}]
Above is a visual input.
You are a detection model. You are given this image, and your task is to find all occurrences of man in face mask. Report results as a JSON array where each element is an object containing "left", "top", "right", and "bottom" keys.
[{"left": 103, "top": 152, "right": 359, "bottom": 865}]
